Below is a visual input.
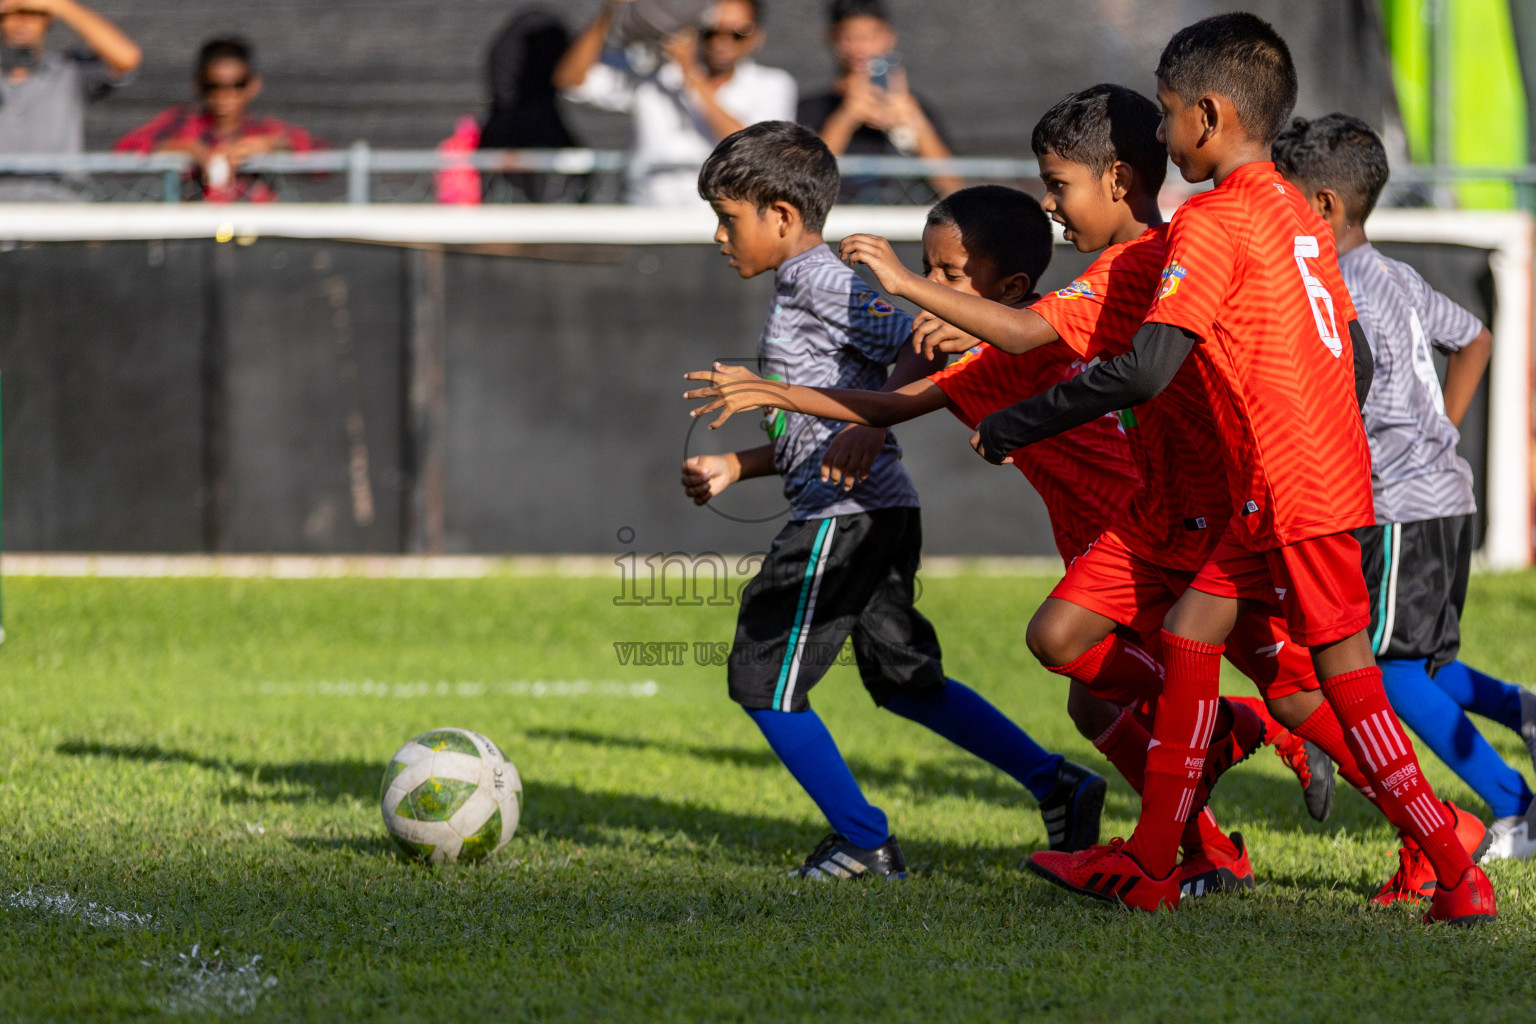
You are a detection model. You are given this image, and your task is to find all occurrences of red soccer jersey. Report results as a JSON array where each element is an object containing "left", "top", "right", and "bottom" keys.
[
  {"left": 1032, "top": 225, "right": 1234, "bottom": 571},
  {"left": 929, "top": 340, "right": 1139, "bottom": 563},
  {"left": 1144, "top": 162, "right": 1374, "bottom": 550}
]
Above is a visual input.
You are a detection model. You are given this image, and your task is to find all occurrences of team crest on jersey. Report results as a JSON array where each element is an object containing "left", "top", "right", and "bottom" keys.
[
  {"left": 857, "top": 291, "right": 897, "bottom": 317},
  {"left": 1054, "top": 279, "right": 1097, "bottom": 300},
  {"left": 1158, "top": 260, "right": 1187, "bottom": 300}
]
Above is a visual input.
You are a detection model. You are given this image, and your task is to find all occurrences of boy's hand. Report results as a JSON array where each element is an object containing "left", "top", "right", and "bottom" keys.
[
  {"left": 969, "top": 429, "right": 1013, "bottom": 465},
  {"left": 683, "top": 362, "right": 782, "bottom": 429},
  {"left": 913, "top": 310, "right": 981, "bottom": 360},
  {"left": 839, "top": 233, "right": 914, "bottom": 297},
  {"left": 681, "top": 454, "right": 738, "bottom": 505},
  {"left": 820, "top": 424, "right": 886, "bottom": 490}
]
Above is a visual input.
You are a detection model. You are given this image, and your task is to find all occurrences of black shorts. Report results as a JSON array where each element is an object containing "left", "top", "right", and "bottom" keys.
[
  {"left": 728, "top": 508, "right": 946, "bottom": 712},
  {"left": 1357, "top": 514, "right": 1472, "bottom": 674}
]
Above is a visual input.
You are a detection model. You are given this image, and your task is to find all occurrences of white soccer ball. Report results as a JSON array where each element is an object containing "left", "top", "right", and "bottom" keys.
[{"left": 380, "top": 728, "right": 522, "bottom": 863}]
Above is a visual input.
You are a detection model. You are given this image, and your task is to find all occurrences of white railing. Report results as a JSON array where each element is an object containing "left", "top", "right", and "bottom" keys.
[
  {"left": 0, "top": 148, "right": 1045, "bottom": 204},
  {"left": 2, "top": 148, "right": 1534, "bottom": 204}
]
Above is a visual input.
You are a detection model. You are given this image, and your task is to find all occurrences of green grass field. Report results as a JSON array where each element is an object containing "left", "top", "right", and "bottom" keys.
[{"left": 3, "top": 571, "right": 1536, "bottom": 1022}]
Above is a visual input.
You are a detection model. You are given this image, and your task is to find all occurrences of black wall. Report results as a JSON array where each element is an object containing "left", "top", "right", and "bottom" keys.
[{"left": 0, "top": 238, "right": 1494, "bottom": 556}]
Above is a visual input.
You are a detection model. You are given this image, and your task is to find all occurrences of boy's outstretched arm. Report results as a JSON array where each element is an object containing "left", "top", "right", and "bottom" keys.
[
  {"left": 1442, "top": 326, "right": 1492, "bottom": 428},
  {"left": 970, "top": 322, "right": 1197, "bottom": 463},
  {"left": 818, "top": 341, "right": 947, "bottom": 489},
  {"left": 838, "top": 233, "right": 1061, "bottom": 356},
  {"left": 685, "top": 364, "right": 950, "bottom": 429},
  {"left": 680, "top": 444, "right": 775, "bottom": 506}
]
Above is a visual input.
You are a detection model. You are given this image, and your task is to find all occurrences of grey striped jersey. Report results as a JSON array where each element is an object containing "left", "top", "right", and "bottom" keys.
[
  {"left": 1340, "top": 242, "right": 1483, "bottom": 524},
  {"left": 758, "top": 245, "right": 920, "bottom": 520}
]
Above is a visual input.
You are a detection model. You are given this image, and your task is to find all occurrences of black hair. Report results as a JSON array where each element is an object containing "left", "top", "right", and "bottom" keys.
[
  {"left": 926, "top": 185, "right": 1053, "bottom": 289},
  {"left": 698, "top": 121, "right": 839, "bottom": 233},
  {"left": 828, "top": 0, "right": 889, "bottom": 26},
  {"left": 1272, "top": 114, "right": 1389, "bottom": 223},
  {"left": 1156, "top": 13, "right": 1297, "bottom": 143},
  {"left": 197, "top": 37, "right": 253, "bottom": 76},
  {"left": 1031, "top": 84, "right": 1166, "bottom": 196}
]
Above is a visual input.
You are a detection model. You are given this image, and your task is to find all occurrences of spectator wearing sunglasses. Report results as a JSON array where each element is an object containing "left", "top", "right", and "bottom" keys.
[
  {"left": 114, "top": 37, "right": 321, "bottom": 202},
  {"left": 554, "top": 0, "right": 795, "bottom": 206},
  {"left": 0, "top": 0, "right": 139, "bottom": 174}
]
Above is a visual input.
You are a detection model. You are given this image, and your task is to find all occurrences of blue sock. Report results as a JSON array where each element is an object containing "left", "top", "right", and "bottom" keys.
[
  {"left": 1431, "top": 659, "right": 1525, "bottom": 734},
  {"left": 747, "top": 707, "right": 889, "bottom": 849},
  {"left": 1379, "top": 658, "right": 1532, "bottom": 818},
  {"left": 883, "top": 680, "right": 1064, "bottom": 802}
]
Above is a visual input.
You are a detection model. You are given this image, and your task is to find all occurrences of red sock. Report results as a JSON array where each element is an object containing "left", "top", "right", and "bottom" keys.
[
  {"left": 1322, "top": 666, "right": 1471, "bottom": 886},
  {"left": 1124, "top": 631, "right": 1223, "bottom": 879},
  {"left": 1100, "top": 704, "right": 1236, "bottom": 862},
  {"left": 1291, "top": 700, "right": 1377, "bottom": 803},
  {"left": 1226, "top": 695, "right": 1284, "bottom": 745},
  {"left": 1051, "top": 633, "right": 1164, "bottom": 705},
  {"left": 1093, "top": 708, "right": 1150, "bottom": 793}
]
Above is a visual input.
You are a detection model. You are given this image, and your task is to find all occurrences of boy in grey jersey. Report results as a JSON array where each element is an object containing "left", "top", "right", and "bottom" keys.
[
  {"left": 679, "top": 121, "right": 1105, "bottom": 878},
  {"left": 1277, "top": 115, "right": 1536, "bottom": 862}
]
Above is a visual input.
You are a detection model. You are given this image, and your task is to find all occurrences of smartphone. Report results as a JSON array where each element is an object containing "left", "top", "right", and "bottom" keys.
[{"left": 867, "top": 52, "right": 901, "bottom": 91}]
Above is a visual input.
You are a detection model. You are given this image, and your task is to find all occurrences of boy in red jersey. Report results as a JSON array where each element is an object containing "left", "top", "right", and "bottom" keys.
[
  {"left": 969, "top": 15, "right": 1495, "bottom": 923},
  {"left": 691, "top": 87, "right": 1361, "bottom": 898}
]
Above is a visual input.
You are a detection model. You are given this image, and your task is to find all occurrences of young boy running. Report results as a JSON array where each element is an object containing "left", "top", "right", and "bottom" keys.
[
  {"left": 1275, "top": 113, "right": 1536, "bottom": 864},
  {"left": 680, "top": 120, "right": 1106, "bottom": 879},
  {"left": 966, "top": 15, "right": 1496, "bottom": 922},
  {"left": 693, "top": 87, "right": 1356, "bottom": 898}
]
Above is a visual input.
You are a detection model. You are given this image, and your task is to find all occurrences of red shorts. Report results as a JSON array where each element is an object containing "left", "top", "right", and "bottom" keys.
[
  {"left": 1051, "top": 527, "right": 1320, "bottom": 700},
  {"left": 1051, "top": 527, "right": 1190, "bottom": 641},
  {"left": 1189, "top": 528, "right": 1371, "bottom": 648}
]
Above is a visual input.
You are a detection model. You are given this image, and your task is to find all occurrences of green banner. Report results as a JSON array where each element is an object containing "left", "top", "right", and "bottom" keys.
[{"left": 1383, "top": 0, "right": 1528, "bottom": 208}]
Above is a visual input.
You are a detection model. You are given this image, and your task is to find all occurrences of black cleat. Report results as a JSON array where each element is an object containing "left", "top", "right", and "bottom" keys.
[
  {"left": 1520, "top": 688, "right": 1536, "bottom": 779},
  {"left": 794, "top": 832, "right": 907, "bottom": 880},
  {"left": 1039, "top": 760, "right": 1107, "bottom": 852},
  {"left": 1273, "top": 733, "right": 1337, "bottom": 822},
  {"left": 1297, "top": 740, "right": 1336, "bottom": 822}
]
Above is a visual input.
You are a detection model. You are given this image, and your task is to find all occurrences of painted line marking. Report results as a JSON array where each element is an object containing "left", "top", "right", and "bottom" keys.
[
  {"left": 256, "top": 679, "right": 660, "bottom": 698},
  {"left": 5, "top": 888, "right": 153, "bottom": 929}
]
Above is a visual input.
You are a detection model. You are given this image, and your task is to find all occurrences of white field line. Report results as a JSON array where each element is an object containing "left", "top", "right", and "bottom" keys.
[
  {"left": 5, "top": 888, "right": 153, "bottom": 929},
  {"left": 0, "top": 553, "right": 1062, "bottom": 579},
  {"left": 152, "top": 945, "right": 278, "bottom": 1017},
  {"left": 258, "top": 679, "right": 660, "bottom": 698}
]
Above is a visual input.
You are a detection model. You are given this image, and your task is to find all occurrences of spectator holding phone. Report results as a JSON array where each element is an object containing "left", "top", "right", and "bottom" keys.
[
  {"left": 114, "top": 37, "right": 321, "bottom": 202},
  {"left": 553, "top": 0, "right": 796, "bottom": 206},
  {"left": 796, "top": 0, "right": 956, "bottom": 201},
  {"left": 0, "top": 0, "right": 139, "bottom": 165}
]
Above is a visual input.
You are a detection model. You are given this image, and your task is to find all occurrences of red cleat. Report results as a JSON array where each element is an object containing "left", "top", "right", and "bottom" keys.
[
  {"left": 1372, "top": 801, "right": 1491, "bottom": 906},
  {"left": 1178, "top": 831, "right": 1256, "bottom": 898},
  {"left": 1424, "top": 865, "right": 1498, "bottom": 926},
  {"left": 1027, "top": 838, "right": 1180, "bottom": 912},
  {"left": 1185, "top": 698, "right": 1267, "bottom": 821}
]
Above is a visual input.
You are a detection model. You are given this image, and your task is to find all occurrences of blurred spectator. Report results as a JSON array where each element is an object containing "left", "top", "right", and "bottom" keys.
[
  {"left": 796, "top": 0, "right": 956, "bottom": 202},
  {"left": 481, "top": 9, "right": 578, "bottom": 151},
  {"left": 114, "top": 38, "right": 320, "bottom": 202},
  {"left": 478, "top": 8, "right": 580, "bottom": 202},
  {"left": 553, "top": 0, "right": 795, "bottom": 206},
  {"left": 0, "top": 0, "right": 139, "bottom": 197}
]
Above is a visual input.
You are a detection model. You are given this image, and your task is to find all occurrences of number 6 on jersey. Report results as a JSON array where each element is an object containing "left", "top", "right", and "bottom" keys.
[{"left": 1294, "top": 235, "right": 1342, "bottom": 357}]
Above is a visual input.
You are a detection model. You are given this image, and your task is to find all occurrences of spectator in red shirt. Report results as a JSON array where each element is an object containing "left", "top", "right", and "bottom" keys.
[{"left": 114, "top": 37, "right": 321, "bottom": 202}]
